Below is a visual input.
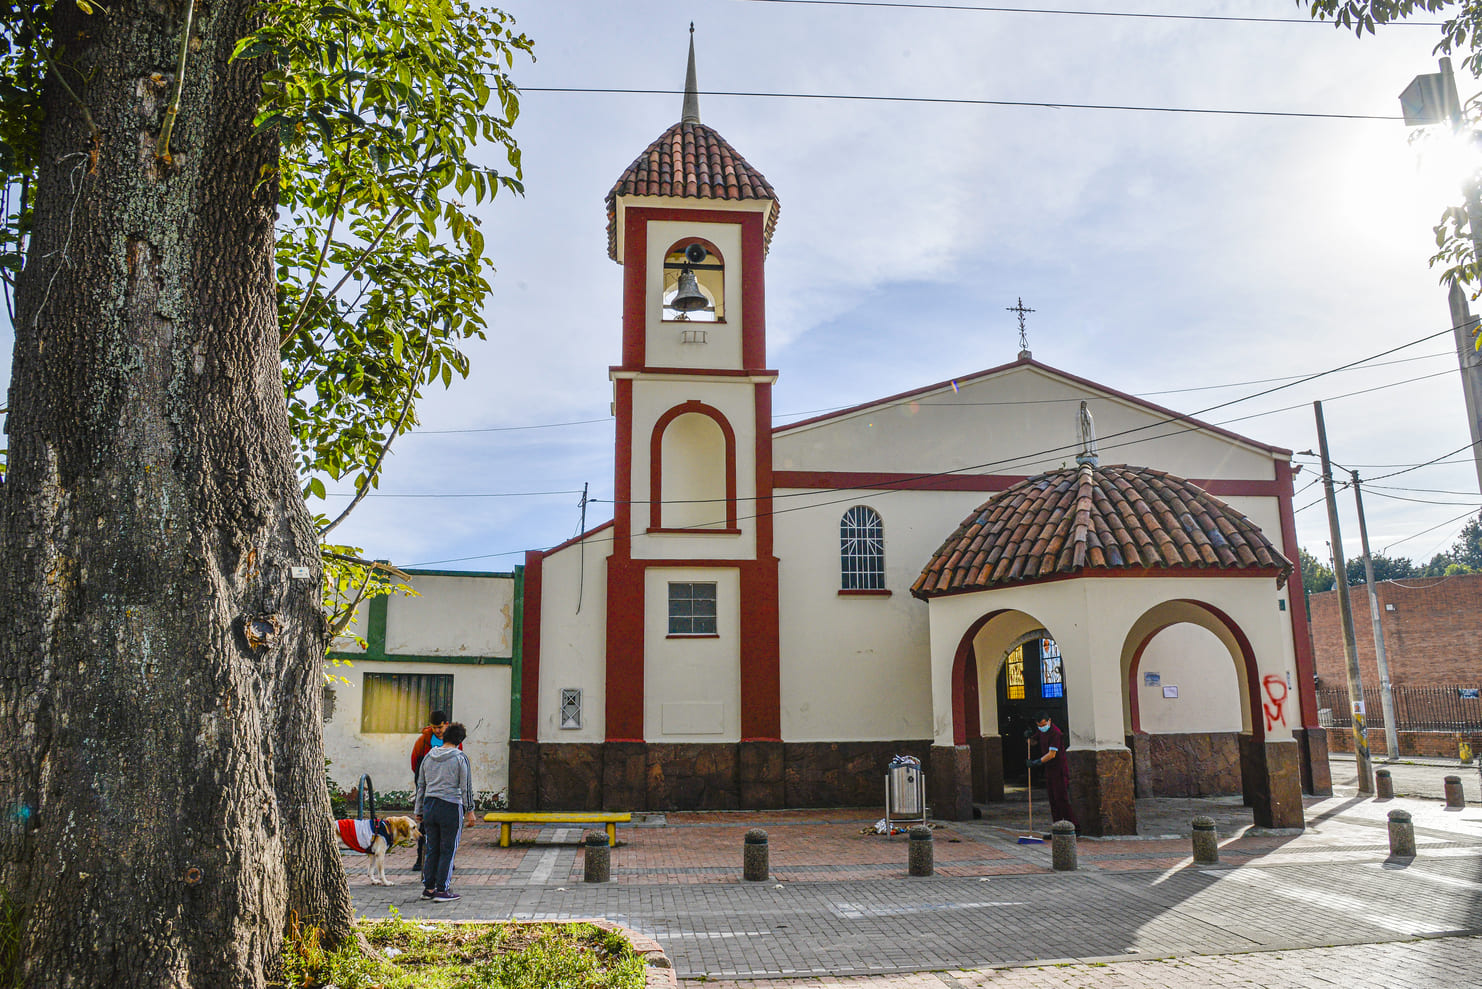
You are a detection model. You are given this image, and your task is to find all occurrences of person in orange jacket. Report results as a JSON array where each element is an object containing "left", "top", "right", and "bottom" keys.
[{"left": 410, "top": 710, "right": 450, "bottom": 870}]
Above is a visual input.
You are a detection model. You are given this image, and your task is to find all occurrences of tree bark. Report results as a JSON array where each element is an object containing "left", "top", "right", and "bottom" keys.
[{"left": 0, "top": 2, "right": 351, "bottom": 985}]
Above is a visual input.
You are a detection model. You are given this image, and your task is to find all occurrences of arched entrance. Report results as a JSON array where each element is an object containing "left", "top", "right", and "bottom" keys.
[{"left": 995, "top": 632, "right": 1068, "bottom": 785}]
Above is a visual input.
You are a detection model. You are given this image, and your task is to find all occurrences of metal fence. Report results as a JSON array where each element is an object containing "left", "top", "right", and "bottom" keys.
[{"left": 1316, "top": 685, "right": 1482, "bottom": 732}]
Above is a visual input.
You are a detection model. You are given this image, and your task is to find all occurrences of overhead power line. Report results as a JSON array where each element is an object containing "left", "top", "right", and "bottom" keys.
[
  {"left": 732, "top": 0, "right": 1440, "bottom": 27},
  {"left": 523, "top": 85, "right": 1400, "bottom": 121}
]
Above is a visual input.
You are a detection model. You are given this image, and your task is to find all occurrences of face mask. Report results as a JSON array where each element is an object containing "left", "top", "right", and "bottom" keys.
[{"left": 1037, "top": 724, "right": 1050, "bottom": 733}]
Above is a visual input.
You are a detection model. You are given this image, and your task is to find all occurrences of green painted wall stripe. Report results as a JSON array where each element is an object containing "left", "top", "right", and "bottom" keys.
[
  {"left": 328, "top": 652, "right": 512, "bottom": 666},
  {"left": 367, "top": 595, "right": 389, "bottom": 656},
  {"left": 510, "top": 565, "right": 525, "bottom": 742}
]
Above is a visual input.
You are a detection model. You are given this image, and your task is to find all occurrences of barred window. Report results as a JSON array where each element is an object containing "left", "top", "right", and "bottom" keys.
[
  {"left": 668, "top": 582, "right": 717, "bottom": 635},
  {"left": 560, "top": 688, "right": 583, "bottom": 729},
  {"left": 840, "top": 505, "right": 885, "bottom": 590},
  {"left": 361, "top": 673, "right": 453, "bottom": 733}
]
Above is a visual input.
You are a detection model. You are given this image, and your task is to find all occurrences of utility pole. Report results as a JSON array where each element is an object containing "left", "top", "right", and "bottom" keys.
[
  {"left": 1314, "top": 401, "right": 1373, "bottom": 794},
  {"left": 1403, "top": 58, "right": 1482, "bottom": 493},
  {"left": 1352, "top": 471, "right": 1399, "bottom": 763}
]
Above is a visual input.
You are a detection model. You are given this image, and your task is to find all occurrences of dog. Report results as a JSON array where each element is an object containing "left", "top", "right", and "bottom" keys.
[{"left": 335, "top": 816, "right": 419, "bottom": 885}]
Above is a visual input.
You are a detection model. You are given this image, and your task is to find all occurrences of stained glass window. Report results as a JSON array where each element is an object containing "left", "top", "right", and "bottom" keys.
[
  {"left": 1005, "top": 645, "right": 1025, "bottom": 700},
  {"left": 1040, "top": 638, "right": 1064, "bottom": 699}
]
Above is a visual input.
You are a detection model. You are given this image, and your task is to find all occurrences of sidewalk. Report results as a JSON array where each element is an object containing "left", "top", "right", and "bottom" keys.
[{"left": 351, "top": 786, "right": 1482, "bottom": 983}]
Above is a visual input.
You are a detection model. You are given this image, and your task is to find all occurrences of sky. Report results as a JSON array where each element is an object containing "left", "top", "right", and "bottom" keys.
[{"left": 6, "top": 0, "right": 1482, "bottom": 574}]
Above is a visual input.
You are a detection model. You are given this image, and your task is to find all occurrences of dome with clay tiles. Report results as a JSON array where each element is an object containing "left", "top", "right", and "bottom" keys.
[{"left": 911, "top": 463, "right": 1292, "bottom": 599}]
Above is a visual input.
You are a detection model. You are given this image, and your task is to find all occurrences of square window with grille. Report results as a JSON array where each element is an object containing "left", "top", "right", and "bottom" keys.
[
  {"left": 560, "top": 688, "right": 583, "bottom": 729},
  {"left": 840, "top": 505, "right": 885, "bottom": 590},
  {"left": 361, "top": 672, "right": 453, "bottom": 733},
  {"left": 668, "top": 582, "right": 718, "bottom": 635}
]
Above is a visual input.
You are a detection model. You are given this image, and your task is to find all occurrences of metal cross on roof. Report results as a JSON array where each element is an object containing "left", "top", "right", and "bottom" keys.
[{"left": 1007, "top": 297, "right": 1035, "bottom": 358}]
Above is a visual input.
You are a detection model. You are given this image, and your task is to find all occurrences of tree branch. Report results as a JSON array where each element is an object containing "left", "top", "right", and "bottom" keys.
[
  {"left": 317, "top": 327, "right": 432, "bottom": 538},
  {"left": 156, "top": 0, "right": 196, "bottom": 163}
]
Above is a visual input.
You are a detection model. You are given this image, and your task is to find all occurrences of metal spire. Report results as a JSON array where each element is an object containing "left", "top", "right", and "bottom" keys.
[
  {"left": 682, "top": 23, "right": 701, "bottom": 124},
  {"left": 1007, "top": 297, "right": 1035, "bottom": 359}
]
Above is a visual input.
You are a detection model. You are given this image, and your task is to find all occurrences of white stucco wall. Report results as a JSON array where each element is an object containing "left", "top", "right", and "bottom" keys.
[
  {"left": 387, "top": 574, "right": 514, "bottom": 656},
  {"left": 775, "top": 487, "right": 987, "bottom": 742},
  {"left": 1133, "top": 624, "right": 1244, "bottom": 733},
  {"left": 323, "top": 660, "right": 511, "bottom": 802},
  {"left": 643, "top": 566, "right": 742, "bottom": 741},
  {"left": 536, "top": 534, "right": 610, "bottom": 742},
  {"left": 773, "top": 363, "right": 1280, "bottom": 481},
  {"left": 927, "top": 576, "right": 1296, "bottom": 751}
]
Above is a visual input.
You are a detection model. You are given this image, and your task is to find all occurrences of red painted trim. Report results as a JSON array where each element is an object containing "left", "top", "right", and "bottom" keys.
[
  {"left": 519, "top": 550, "right": 544, "bottom": 741},
  {"left": 649, "top": 400, "right": 738, "bottom": 531},
  {"left": 775, "top": 470, "right": 1026, "bottom": 492},
  {"left": 543, "top": 519, "right": 615, "bottom": 557},
  {"left": 963, "top": 649, "right": 982, "bottom": 740},
  {"left": 919, "top": 564, "right": 1285, "bottom": 600},
  {"left": 945, "top": 611, "right": 1014, "bottom": 746},
  {"left": 1195, "top": 478, "right": 1284, "bottom": 498},
  {"left": 611, "top": 366, "right": 779, "bottom": 378},
  {"left": 1125, "top": 624, "right": 1172, "bottom": 734},
  {"left": 646, "top": 527, "right": 742, "bottom": 535},
  {"left": 838, "top": 588, "right": 892, "bottom": 597},
  {"left": 1276, "top": 459, "right": 1320, "bottom": 729},
  {"left": 773, "top": 356, "right": 1291, "bottom": 456},
  {"left": 755, "top": 381, "right": 774, "bottom": 558},
  {"left": 621, "top": 210, "right": 647, "bottom": 367},
  {"left": 605, "top": 558, "right": 646, "bottom": 740},
  {"left": 740, "top": 556, "right": 782, "bottom": 740},
  {"left": 613, "top": 379, "right": 633, "bottom": 558}
]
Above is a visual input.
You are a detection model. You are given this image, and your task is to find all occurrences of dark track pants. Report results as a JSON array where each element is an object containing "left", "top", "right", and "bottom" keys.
[{"left": 420, "top": 796, "right": 463, "bottom": 892}]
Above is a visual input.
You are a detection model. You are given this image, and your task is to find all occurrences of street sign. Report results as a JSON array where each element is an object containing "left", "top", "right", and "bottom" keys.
[{"left": 1400, "top": 71, "right": 1449, "bottom": 125}]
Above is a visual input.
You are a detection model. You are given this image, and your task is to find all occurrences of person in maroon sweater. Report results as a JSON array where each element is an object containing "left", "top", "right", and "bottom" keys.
[
  {"left": 409, "top": 710, "right": 450, "bottom": 870},
  {"left": 1028, "top": 711, "right": 1077, "bottom": 832}
]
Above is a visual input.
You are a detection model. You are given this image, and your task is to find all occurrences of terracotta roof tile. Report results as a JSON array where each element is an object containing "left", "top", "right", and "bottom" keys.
[
  {"left": 911, "top": 464, "right": 1292, "bottom": 598},
  {"left": 605, "top": 120, "right": 779, "bottom": 261}
]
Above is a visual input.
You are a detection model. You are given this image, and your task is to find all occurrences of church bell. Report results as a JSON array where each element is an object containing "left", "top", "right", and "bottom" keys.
[{"left": 670, "top": 267, "right": 710, "bottom": 312}]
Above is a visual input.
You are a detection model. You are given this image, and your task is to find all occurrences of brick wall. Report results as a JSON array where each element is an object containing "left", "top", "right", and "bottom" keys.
[{"left": 1308, "top": 573, "right": 1482, "bottom": 688}]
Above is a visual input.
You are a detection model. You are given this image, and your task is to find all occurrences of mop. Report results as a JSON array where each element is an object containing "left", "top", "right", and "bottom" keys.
[{"left": 1017, "top": 737, "right": 1045, "bottom": 844}]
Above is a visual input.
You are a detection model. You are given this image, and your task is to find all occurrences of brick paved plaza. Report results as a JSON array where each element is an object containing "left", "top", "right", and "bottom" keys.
[{"left": 352, "top": 772, "right": 1482, "bottom": 986}]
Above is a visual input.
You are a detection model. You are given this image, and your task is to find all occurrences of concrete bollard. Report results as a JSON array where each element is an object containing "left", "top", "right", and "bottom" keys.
[
  {"left": 583, "top": 831, "right": 610, "bottom": 883},
  {"left": 743, "top": 828, "right": 770, "bottom": 882},
  {"left": 1051, "top": 820, "right": 1077, "bottom": 872},
  {"left": 907, "top": 826, "right": 934, "bottom": 877},
  {"left": 1446, "top": 775, "right": 1466, "bottom": 809},
  {"left": 1388, "top": 809, "right": 1416, "bottom": 857},
  {"left": 1375, "top": 769, "right": 1393, "bottom": 800},
  {"left": 1191, "top": 815, "right": 1219, "bottom": 865}
]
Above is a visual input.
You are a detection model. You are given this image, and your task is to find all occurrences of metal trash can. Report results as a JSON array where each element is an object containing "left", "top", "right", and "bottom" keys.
[{"left": 885, "top": 755, "right": 926, "bottom": 831}]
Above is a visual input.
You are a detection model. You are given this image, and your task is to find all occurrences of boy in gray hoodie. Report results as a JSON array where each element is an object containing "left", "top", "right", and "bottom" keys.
[{"left": 414, "top": 721, "right": 476, "bottom": 901}]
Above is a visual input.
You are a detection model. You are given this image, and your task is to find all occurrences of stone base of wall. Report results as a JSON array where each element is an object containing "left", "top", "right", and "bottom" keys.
[
  {"left": 1129, "top": 732, "right": 1242, "bottom": 798},
  {"left": 1241, "top": 737, "right": 1305, "bottom": 829},
  {"left": 509, "top": 739, "right": 933, "bottom": 811},
  {"left": 969, "top": 735, "right": 1004, "bottom": 803},
  {"left": 1068, "top": 747, "right": 1136, "bottom": 836},
  {"left": 1325, "top": 728, "right": 1482, "bottom": 759},
  {"left": 929, "top": 744, "right": 974, "bottom": 821},
  {"left": 1293, "top": 727, "right": 1332, "bottom": 796}
]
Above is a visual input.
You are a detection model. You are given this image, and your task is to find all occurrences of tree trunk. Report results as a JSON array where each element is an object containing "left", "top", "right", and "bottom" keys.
[{"left": 0, "top": 2, "right": 351, "bottom": 985}]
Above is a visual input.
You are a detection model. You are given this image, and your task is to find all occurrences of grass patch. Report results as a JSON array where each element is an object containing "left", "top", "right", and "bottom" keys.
[{"left": 277, "top": 910, "right": 648, "bottom": 989}]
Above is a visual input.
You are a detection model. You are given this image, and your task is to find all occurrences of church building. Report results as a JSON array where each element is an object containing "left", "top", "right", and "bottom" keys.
[{"left": 504, "top": 36, "right": 1328, "bottom": 834}]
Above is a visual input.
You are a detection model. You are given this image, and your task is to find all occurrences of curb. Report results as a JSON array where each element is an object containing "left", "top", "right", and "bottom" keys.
[{"left": 583, "top": 918, "right": 677, "bottom": 989}]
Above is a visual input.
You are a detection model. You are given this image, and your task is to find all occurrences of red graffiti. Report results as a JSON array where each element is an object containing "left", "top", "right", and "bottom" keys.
[{"left": 1262, "top": 674, "right": 1288, "bottom": 731}]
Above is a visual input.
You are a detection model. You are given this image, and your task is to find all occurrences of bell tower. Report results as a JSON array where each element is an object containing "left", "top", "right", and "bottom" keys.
[{"left": 601, "top": 27, "right": 784, "bottom": 809}]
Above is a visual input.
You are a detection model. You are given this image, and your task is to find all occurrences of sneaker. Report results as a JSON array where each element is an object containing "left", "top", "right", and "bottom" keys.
[
  {"left": 411, "top": 860, "right": 422, "bottom": 871},
  {"left": 431, "top": 889, "right": 459, "bottom": 903},
  {"left": 420, "top": 888, "right": 434, "bottom": 900}
]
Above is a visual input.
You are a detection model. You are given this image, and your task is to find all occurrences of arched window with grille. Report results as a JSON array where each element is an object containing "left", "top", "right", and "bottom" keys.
[{"left": 840, "top": 505, "right": 885, "bottom": 590}]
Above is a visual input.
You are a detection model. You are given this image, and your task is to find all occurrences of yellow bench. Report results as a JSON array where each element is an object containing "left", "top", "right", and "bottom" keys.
[{"left": 483, "top": 811, "right": 631, "bottom": 848}]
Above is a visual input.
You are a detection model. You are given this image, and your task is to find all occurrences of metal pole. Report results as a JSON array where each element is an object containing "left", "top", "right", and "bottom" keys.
[
  {"left": 1314, "top": 401, "right": 1373, "bottom": 794},
  {"left": 1352, "top": 471, "right": 1399, "bottom": 763},
  {"left": 1440, "top": 56, "right": 1482, "bottom": 494}
]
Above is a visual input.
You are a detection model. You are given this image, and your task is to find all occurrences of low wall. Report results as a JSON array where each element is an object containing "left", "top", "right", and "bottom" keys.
[
  {"left": 1129, "top": 732, "right": 1243, "bottom": 798},
  {"left": 1324, "top": 728, "right": 1482, "bottom": 759}
]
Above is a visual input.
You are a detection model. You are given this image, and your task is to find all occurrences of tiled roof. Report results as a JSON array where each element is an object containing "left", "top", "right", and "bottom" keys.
[
  {"left": 606, "top": 120, "right": 779, "bottom": 261},
  {"left": 912, "top": 464, "right": 1292, "bottom": 598}
]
